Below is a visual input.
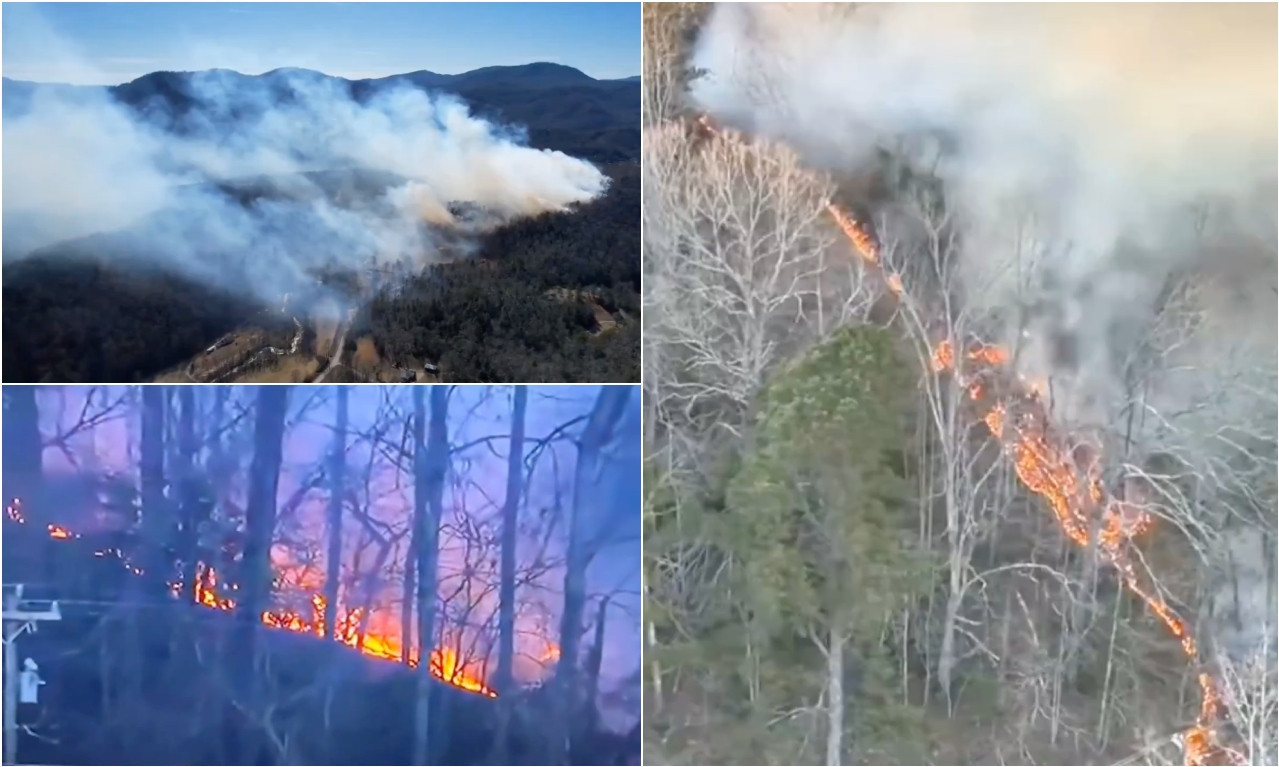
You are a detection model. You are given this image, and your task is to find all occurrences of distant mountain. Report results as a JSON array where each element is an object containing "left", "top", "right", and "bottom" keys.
[{"left": 2, "top": 61, "right": 640, "bottom": 162}]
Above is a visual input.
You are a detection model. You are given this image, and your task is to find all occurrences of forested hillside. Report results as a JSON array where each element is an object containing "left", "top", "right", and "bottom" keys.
[
  {"left": 2, "top": 64, "right": 639, "bottom": 383},
  {"left": 362, "top": 163, "right": 640, "bottom": 383}
]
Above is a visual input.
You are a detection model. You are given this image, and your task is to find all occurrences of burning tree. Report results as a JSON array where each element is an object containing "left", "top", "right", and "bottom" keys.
[
  {"left": 2, "top": 385, "right": 640, "bottom": 765},
  {"left": 641, "top": 7, "right": 1276, "bottom": 766}
]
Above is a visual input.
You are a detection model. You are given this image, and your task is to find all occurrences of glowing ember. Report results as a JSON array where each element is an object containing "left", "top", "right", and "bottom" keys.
[{"left": 47, "top": 524, "right": 73, "bottom": 540}]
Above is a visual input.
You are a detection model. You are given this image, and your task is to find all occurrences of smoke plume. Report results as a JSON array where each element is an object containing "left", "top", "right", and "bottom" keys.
[
  {"left": 4, "top": 66, "right": 609, "bottom": 306},
  {"left": 688, "top": 3, "right": 1277, "bottom": 438}
]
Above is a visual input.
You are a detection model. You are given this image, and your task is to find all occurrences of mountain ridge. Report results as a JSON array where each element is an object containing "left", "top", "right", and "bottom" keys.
[
  {"left": 1, "top": 61, "right": 639, "bottom": 91},
  {"left": 3, "top": 61, "right": 639, "bottom": 163}
]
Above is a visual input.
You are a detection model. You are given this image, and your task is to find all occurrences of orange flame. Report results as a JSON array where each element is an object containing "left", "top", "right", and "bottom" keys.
[
  {"left": 695, "top": 114, "right": 904, "bottom": 299},
  {"left": 693, "top": 109, "right": 1238, "bottom": 763},
  {"left": 195, "top": 562, "right": 497, "bottom": 697},
  {"left": 928, "top": 305, "right": 1234, "bottom": 766},
  {"left": 7, "top": 495, "right": 529, "bottom": 699}
]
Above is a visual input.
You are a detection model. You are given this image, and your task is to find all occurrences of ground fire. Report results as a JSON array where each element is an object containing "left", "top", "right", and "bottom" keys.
[
  {"left": 693, "top": 114, "right": 1242, "bottom": 766},
  {"left": 3, "top": 497, "right": 552, "bottom": 699}
]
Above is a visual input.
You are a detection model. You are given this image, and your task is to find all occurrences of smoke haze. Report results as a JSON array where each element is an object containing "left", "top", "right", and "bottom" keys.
[
  {"left": 4, "top": 64, "right": 609, "bottom": 306},
  {"left": 688, "top": 2, "right": 1277, "bottom": 439}
]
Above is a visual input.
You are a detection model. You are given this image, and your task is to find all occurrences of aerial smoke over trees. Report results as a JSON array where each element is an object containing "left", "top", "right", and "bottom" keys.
[{"left": 643, "top": 4, "right": 1276, "bottom": 765}]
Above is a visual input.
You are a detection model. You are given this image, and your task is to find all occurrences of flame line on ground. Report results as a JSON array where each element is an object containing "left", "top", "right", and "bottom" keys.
[
  {"left": 5, "top": 497, "right": 510, "bottom": 698},
  {"left": 685, "top": 114, "right": 1241, "bottom": 765}
]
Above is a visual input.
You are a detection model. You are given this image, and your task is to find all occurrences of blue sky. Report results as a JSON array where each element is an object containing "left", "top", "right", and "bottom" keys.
[{"left": 2, "top": 2, "right": 639, "bottom": 84}]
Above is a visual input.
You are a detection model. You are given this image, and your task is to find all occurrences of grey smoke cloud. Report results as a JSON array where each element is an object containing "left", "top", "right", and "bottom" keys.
[
  {"left": 3, "top": 65, "right": 609, "bottom": 306},
  {"left": 687, "top": 3, "right": 1277, "bottom": 439}
]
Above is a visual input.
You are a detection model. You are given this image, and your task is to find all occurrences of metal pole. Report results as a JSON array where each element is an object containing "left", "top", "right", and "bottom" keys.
[{"left": 4, "top": 622, "right": 17, "bottom": 766}]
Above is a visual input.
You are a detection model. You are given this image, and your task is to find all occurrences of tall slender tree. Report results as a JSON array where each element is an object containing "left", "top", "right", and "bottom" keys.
[
  {"left": 324, "top": 386, "right": 349, "bottom": 640},
  {"left": 491, "top": 386, "right": 529, "bottom": 763},
  {"left": 555, "top": 387, "right": 631, "bottom": 763},
  {"left": 497, "top": 386, "right": 529, "bottom": 690},
  {"left": 2, "top": 387, "right": 42, "bottom": 501},
  {"left": 139, "top": 387, "right": 167, "bottom": 595},
  {"left": 176, "top": 387, "right": 200, "bottom": 598},
  {"left": 236, "top": 387, "right": 290, "bottom": 682},
  {"left": 412, "top": 386, "right": 451, "bottom": 766}
]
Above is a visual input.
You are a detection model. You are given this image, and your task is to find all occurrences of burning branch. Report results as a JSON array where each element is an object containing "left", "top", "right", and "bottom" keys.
[{"left": 691, "top": 110, "right": 1244, "bottom": 766}]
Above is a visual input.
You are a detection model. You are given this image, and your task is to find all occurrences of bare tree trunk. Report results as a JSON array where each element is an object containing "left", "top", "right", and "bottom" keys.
[
  {"left": 413, "top": 386, "right": 450, "bottom": 766},
  {"left": 324, "top": 386, "right": 349, "bottom": 640},
  {"left": 140, "top": 387, "right": 167, "bottom": 584},
  {"left": 554, "top": 387, "right": 631, "bottom": 764},
  {"left": 937, "top": 574, "right": 963, "bottom": 711},
  {"left": 497, "top": 386, "right": 529, "bottom": 692},
  {"left": 826, "top": 629, "right": 845, "bottom": 766},
  {"left": 236, "top": 387, "right": 290, "bottom": 677},
  {"left": 403, "top": 540, "right": 417, "bottom": 664},
  {"left": 491, "top": 386, "right": 528, "bottom": 763},
  {"left": 2, "top": 386, "right": 42, "bottom": 500},
  {"left": 583, "top": 597, "right": 610, "bottom": 738},
  {"left": 176, "top": 388, "right": 200, "bottom": 597}
]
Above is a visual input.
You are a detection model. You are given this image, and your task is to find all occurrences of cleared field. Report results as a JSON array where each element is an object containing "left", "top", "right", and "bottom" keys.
[{"left": 237, "top": 356, "right": 324, "bottom": 383}]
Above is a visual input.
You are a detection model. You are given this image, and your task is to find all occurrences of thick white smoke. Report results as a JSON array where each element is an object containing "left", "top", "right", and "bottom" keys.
[
  {"left": 688, "top": 3, "right": 1278, "bottom": 663},
  {"left": 3, "top": 66, "right": 609, "bottom": 305},
  {"left": 688, "top": 2, "right": 1277, "bottom": 435}
]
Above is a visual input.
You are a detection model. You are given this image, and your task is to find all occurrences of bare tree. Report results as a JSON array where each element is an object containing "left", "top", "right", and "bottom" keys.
[
  {"left": 488, "top": 386, "right": 529, "bottom": 763},
  {"left": 236, "top": 387, "right": 291, "bottom": 681},
  {"left": 175, "top": 387, "right": 201, "bottom": 599},
  {"left": 139, "top": 387, "right": 168, "bottom": 585},
  {"left": 552, "top": 387, "right": 631, "bottom": 763},
  {"left": 324, "top": 386, "right": 349, "bottom": 640},
  {"left": 3, "top": 386, "right": 42, "bottom": 499},
  {"left": 412, "top": 386, "right": 451, "bottom": 765},
  {"left": 497, "top": 386, "right": 529, "bottom": 693},
  {"left": 644, "top": 123, "right": 871, "bottom": 484},
  {"left": 641, "top": 2, "right": 707, "bottom": 128}
]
